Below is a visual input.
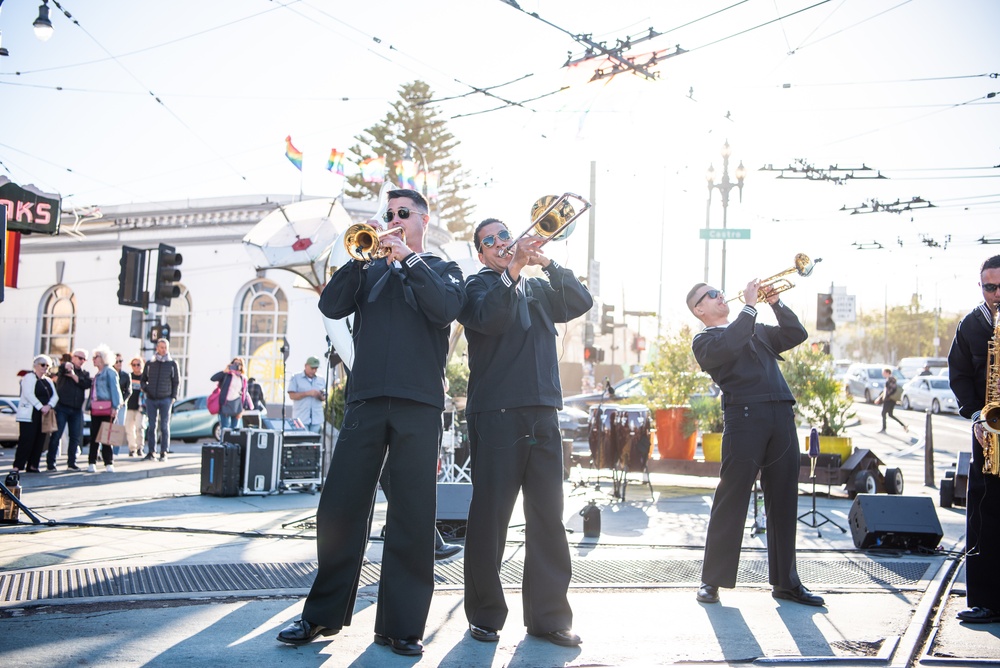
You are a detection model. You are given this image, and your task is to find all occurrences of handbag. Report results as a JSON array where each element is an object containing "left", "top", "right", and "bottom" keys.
[
  {"left": 96, "top": 421, "right": 127, "bottom": 446},
  {"left": 207, "top": 386, "right": 222, "bottom": 415},
  {"left": 91, "top": 399, "right": 114, "bottom": 416},
  {"left": 41, "top": 409, "right": 58, "bottom": 434},
  {"left": 889, "top": 386, "right": 903, "bottom": 402}
]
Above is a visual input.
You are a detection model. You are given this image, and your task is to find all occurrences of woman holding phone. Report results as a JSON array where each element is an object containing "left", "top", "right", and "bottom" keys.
[{"left": 211, "top": 357, "right": 250, "bottom": 431}]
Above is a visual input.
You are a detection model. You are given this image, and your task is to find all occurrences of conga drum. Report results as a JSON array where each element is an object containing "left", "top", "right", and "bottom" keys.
[
  {"left": 588, "top": 404, "right": 619, "bottom": 470},
  {"left": 617, "top": 405, "right": 652, "bottom": 471}
]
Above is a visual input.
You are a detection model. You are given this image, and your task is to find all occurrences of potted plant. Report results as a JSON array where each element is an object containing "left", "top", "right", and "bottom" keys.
[
  {"left": 689, "top": 394, "right": 724, "bottom": 462},
  {"left": 781, "top": 345, "right": 857, "bottom": 461},
  {"left": 641, "top": 325, "right": 713, "bottom": 460}
]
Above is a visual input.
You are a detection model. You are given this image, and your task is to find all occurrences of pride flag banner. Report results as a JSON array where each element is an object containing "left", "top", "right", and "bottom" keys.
[
  {"left": 285, "top": 136, "right": 303, "bottom": 171},
  {"left": 361, "top": 156, "right": 385, "bottom": 183},
  {"left": 394, "top": 159, "right": 417, "bottom": 189},
  {"left": 326, "top": 149, "right": 345, "bottom": 175}
]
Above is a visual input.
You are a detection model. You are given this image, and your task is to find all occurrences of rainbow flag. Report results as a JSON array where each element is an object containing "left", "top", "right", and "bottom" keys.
[
  {"left": 424, "top": 171, "right": 440, "bottom": 200},
  {"left": 394, "top": 159, "right": 417, "bottom": 189},
  {"left": 326, "top": 149, "right": 345, "bottom": 175},
  {"left": 361, "top": 156, "right": 385, "bottom": 183},
  {"left": 284, "top": 135, "right": 303, "bottom": 171}
]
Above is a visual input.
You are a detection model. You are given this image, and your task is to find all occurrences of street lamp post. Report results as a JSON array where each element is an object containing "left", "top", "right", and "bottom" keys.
[
  {"left": 705, "top": 141, "right": 746, "bottom": 292},
  {"left": 403, "top": 142, "right": 434, "bottom": 221}
]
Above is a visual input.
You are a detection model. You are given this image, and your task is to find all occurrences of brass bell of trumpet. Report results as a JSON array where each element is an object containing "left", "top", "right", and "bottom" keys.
[
  {"left": 343, "top": 222, "right": 405, "bottom": 262},
  {"left": 727, "top": 253, "right": 821, "bottom": 303},
  {"left": 498, "top": 192, "right": 591, "bottom": 258}
]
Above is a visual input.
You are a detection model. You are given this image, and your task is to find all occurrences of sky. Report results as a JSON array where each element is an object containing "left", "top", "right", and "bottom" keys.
[{"left": 2, "top": 0, "right": 999, "bottom": 337}]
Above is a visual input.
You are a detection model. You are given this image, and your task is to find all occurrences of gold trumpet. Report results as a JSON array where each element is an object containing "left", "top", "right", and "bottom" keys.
[
  {"left": 343, "top": 222, "right": 405, "bottom": 262},
  {"left": 727, "top": 253, "right": 821, "bottom": 303},
  {"left": 498, "top": 192, "right": 591, "bottom": 258}
]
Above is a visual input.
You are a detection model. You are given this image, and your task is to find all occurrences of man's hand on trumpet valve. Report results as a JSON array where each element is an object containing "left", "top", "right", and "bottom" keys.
[
  {"left": 380, "top": 225, "right": 411, "bottom": 263},
  {"left": 743, "top": 278, "right": 760, "bottom": 308}
]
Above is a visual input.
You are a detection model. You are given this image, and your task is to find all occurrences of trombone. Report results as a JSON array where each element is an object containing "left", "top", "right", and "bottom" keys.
[
  {"left": 727, "top": 253, "right": 821, "bottom": 303},
  {"left": 343, "top": 222, "right": 405, "bottom": 262},
  {"left": 498, "top": 192, "right": 591, "bottom": 258}
]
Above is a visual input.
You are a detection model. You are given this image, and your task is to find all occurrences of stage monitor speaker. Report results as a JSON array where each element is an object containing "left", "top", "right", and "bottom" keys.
[
  {"left": 436, "top": 482, "right": 473, "bottom": 521},
  {"left": 848, "top": 494, "right": 943, "bottom": 550}
]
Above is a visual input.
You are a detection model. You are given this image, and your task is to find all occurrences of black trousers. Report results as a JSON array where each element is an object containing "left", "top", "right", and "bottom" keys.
[
  {"left": 302, "top": 397, "right": 440, "bottom": 640},
  {"left": 13, "top": 413, "right": 48, "bottom": 471},
  {"left": 702, "top": 401, "right": 801, "bottom": 590},
  {"left": 965, "top": 434, "right": 1000, "bottom": 611},
  {"left": 464, "top": 407, "right": 573, "bottom": 634}
]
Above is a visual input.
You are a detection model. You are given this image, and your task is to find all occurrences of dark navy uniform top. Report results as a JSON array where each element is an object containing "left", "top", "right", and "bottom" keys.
[
  {"left": 692, "top": 301, "right": 808, "bottom": 405},
  {"left": 459, "top": 260, "right": 593, "bottom": 414},
  {"left": 319, "top": 252, "right": 465, "bottom": 411},
  {"left": 948, "top": 302, "right": 993, "bottom": 420}
]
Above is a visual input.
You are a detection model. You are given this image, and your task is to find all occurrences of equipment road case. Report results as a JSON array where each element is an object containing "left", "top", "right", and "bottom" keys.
[
  {"left": 279, "top": 442, "right": 323, "bottom": 491},
  {"left": 201, "top": 442, "right": 243, "bottom": 497},
  {"left": 223, "top": 428, "right": 280, "bottom": 495}
]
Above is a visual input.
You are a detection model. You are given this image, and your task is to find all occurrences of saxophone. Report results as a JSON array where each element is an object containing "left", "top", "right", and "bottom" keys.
[{"left": 978, "top": 309, "right": 1000, "bottom": 475}]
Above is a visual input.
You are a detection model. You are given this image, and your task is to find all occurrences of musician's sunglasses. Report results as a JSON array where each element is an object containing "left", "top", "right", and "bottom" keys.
[
  {"left": 382, "top": 207, "right": 424, "bottom": 223},
  {"left": 694, "top": 289, "right": 723, "bottom": 307},
  {"left": 479, "top": 229, "right": 511, "bottom": 250},
  {"left": 983, "top": 283, "right": 1000, "bottom": 293}
]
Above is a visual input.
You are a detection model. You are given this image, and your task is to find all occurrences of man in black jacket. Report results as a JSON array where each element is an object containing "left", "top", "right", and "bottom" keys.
[
  {"left": 687, "top": 280, "right": 824, "bottom": 607},
  {"left": 46, "top": 349, "right": 92, "bottom": 471},
  {"left": 947, "top": 254, "right": 1000, "bottom": 624},
  {"left": 277, "top": 189, "right": 464, "bottom": 656},
  {"left": 458, "top": 218, "right": 592, "bottom": 647},
  {"left": 140, "top": 338, "right": 179, "bottom": 462}
]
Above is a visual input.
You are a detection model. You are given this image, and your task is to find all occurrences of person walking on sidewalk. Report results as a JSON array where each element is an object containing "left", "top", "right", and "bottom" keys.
[
  {"left": 88, "top": 345, "right": 124, "bottom": 473},
  {"left": 125, "top": 357, "right": 145, "bottom": 456},
  {"left": 874, "top": 368, "right": 908, "bottom": 435},
  {"left": 947, "top": 254, "right": 1000, "bottom": 625},
  {"left": 46, "top": 349, "right": 92, "bottom": 472},
  {"left": 277, "top": 189, "right": 465, "bottom": 656},
  {"left": 141, "top": 338, "right": 179, "bottom": 462},
  {"left": 686, "top": 280, "right": 825, "bottom": 608},
  {"left": 457, "top": 218, "right": 591, "bottom": 647}
]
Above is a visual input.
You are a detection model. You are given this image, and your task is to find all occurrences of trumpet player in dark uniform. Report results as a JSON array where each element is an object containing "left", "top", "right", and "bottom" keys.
[
  {"left": 459, "top": 218, "right": 592, "bottom": 646},
  {"left": 947, "top": 254, "right": 1000, "bottom": 624},
  {"left": 687, "top": 279, "right": 824, "bottom": 607},
  {"left": 277, "top": 189, "right": 465, "bottom": 655}
]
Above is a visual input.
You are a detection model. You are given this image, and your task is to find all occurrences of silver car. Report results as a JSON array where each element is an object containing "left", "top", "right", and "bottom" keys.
[
  {"left": 899, "top": 376, "right": 960, "bottom": 414},
  {"left": 844, "top": 364, "right": 905, "bottom": 404},
  {"left": 0, "top": 397, "right": 19, "bottom": 448}
]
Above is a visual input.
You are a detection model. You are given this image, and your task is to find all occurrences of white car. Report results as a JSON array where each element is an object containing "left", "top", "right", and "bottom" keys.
[
  {"left": 0, "top": 396, "right": 19, "bottom": 447},
  {"left": 899, "top": 377, "right": 959, "bottom": 414}
]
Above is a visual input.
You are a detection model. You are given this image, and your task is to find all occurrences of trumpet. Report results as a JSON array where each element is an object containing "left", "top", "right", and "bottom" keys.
[
  {"left": 343, "top": 222, "right": 405, "bottom": 262},
  {"left": 498, "top": 193, "right": 591, "bottom": 258},
  {"left": 727, "top": 253, "right": 821, "bottom": 303}
]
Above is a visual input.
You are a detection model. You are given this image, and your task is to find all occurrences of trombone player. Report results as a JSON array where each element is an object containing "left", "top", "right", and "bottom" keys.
[{"left": 687, "top": 278, "right": 825, "bottom": 608}]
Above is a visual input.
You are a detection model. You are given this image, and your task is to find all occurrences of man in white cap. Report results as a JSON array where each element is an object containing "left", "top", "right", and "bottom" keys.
[{"left": 287, "top": 356, "right": 326, "bottom": 433}]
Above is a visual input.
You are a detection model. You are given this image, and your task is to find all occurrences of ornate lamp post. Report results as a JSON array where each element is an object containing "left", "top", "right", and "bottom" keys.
[{"left": 705, "top": 141, "right": 746, "bottom": 292}]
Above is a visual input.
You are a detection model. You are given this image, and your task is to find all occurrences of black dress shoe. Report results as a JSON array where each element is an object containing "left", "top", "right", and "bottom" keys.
[
  {"left": 530, "top": 628, "right": 581, "bottom": 647},
  {"left": 696, "top": 583, "right": 720, "bottom": 604},
  {"left": 276, "top": 619, "right": 338, "bottom": 645},
  {"left": 469, "top": 624, "right": 500, "bottom": 642},
  {"left": 435, "top": 543, "right": 463, "bottom": 560},
  {"left": 772, "top": 584, "right": 825, "bottom": 607},
  {"left": 67, "top": 464, "right": 81, "bottom": 471},
  {"left": 957, "top": 607, "right": 1000, "bottom": 624},
  {"left": 374, "top": 633, "right": 423, "bottom": 656}
]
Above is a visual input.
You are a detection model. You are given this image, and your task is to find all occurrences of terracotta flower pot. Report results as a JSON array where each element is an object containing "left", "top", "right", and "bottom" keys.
[{"left": 654, "top": 406, "right": 696, "bottom": 460}]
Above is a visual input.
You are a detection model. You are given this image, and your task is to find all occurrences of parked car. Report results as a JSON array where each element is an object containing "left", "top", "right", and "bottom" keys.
[
  {"left": 0, "top": 396, "right": 19, "bottom": 448},
  {"left": 557, "top": 406, "right": 589, "bottom": 442},
  {"left": 562, "top": 373, "right": 650, "bottom": 412},
  {"left": 897, "top": 356, "right": 948, "bottom": 380},
  {"left": 170, "top": 395, "right": 223, "bottom": 442},
  {"left": 900, "top": 376, "right": 960, "bottom": 414},
  {"left": 831, "top": 359, "right": 852, "bottom": 384},
  {"left": 843, "top": 363, "right": 905, "bottom": 403}
]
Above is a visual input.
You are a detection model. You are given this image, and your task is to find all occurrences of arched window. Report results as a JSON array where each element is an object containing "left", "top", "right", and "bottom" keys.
[
  {"left": 165, "top": 287, "right": 192, "bottom": 398},
  {"left": 39, "top": 284, "right": 77, "bottom": 358},
  {"left": 237, "top": 280, "right": 288, "bottom": 404}
]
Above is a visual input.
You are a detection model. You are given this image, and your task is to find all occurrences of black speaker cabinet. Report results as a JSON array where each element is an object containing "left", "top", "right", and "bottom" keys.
[{"left": 848, "top": 494, "right": 943, "bottom": 550}]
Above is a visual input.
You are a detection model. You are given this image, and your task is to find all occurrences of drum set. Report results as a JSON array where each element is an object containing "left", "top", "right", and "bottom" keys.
[{"left": 587, "top": 404, "right": 654, "bottom": 500}]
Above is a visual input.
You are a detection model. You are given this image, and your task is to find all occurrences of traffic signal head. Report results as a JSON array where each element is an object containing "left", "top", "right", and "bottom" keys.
[
  {"left": 149, "top": 322, "right": 172, "bottom": 343},
  {"left": 584, "top": 345, "right": 605, "bottom": 363},
  {"left": 153, "top": 243, "right": 183, "bottom": 306},
  {"left": 117, "top": 246, "right": 146, "bottom": 307},
  {"left": 601, "top": 304, "right": 615, "bottom": 335},
  {"left": 816, "top": 293, "right": 835, "bottom": 331}
]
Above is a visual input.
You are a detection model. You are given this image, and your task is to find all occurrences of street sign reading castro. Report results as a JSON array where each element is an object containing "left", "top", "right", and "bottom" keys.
[{"left": 699, "top": 228, "right": 750, "bottom": 240}]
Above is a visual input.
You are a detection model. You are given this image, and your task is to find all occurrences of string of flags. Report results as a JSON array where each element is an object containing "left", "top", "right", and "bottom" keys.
[{"left": 284, "top": 136, "right": 440, "bottom": 199}]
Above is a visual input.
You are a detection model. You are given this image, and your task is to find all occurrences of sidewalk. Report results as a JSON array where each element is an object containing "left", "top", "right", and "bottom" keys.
[{"left": 0, "top": 425, "right": 996, "bottom": 667}]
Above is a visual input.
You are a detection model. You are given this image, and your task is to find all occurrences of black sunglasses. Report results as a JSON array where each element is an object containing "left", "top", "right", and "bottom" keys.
[
  {"left": 382, "top": 207, "right": 423, "bottom": 223},
  {"left": 983, "top": 283, "right": 1000, "bottom": 293},
  {"left": 694, "top": 288, "right": 723, "bottom": 308},
  {"left": 480, "top": 229, "right": 511, "bottom": 250}
]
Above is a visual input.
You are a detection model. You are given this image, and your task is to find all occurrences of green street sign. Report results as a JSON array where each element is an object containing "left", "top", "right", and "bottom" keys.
[{"left": 699, "top": 228, "right": 751, "bottom": 240}]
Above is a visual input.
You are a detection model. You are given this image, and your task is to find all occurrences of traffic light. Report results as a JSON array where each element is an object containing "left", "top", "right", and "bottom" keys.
[
  {"left": 584, "top": 345, "right": 604, "bottom": 363},
  {"left": 601, "top": 304, "right": 615, "bottom": 335},
  {"left": 117, "top": 246, "right": 146, "bottom": 307},
  {"left": 152, "top": 243, "right": 183, "bottom": 306},
  {"left": 816, "top": 293, "right": 835, "bottom": 331},
  {"left": 149, "top": 322, "right": 172, "bottom": 343}
]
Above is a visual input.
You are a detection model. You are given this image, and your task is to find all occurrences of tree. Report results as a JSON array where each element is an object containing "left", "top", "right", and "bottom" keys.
[
  {"left": 837, "top": 294, "right": 961, "bottom": 363},
  {"left": 344, "top": 80, "right": 475, "bottom": 239},
  {"left": 781, "top": 346, "right": 856, "bottom": 437}
]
